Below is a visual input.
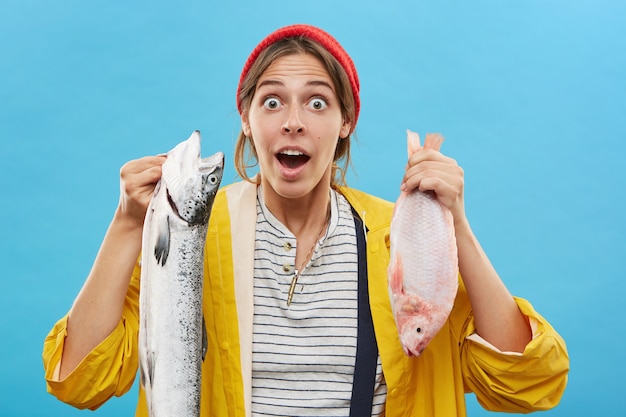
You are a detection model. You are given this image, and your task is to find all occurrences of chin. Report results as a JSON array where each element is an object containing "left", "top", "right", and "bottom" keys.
[{"left": 267, "top": 178, "right": 327, "bottom": 201}]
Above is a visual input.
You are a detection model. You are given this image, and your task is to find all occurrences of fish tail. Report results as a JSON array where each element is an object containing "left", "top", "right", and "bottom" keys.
[
  {"left": 423, "top": 133, "right": 444, "bottom": 151},
  {"left": 406, "top": 130, "right": 422, "bottom": 157},
  {"left": 406, "top": 130, "right": 445, "bottom": 155}
]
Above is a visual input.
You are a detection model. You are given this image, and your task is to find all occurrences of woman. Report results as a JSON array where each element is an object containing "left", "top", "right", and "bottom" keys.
[{"left": 43, "top": 24, "right": 569, "bottom": 416}]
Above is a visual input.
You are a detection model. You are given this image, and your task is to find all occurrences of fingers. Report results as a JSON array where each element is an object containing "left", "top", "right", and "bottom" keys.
[
  {"left": 121, "top": 155, "right": 166, "bottom": 181},
  {"left": 118, "top": 155, "right": 167, "bottom": 225},
  {"left": 401, "top": 147, "right": 465, "bottom": 217},
  {"left": 403, "top": 159, "right": 463, "bottom": 195},
  {"left": 402, "top": 149, "right": 458, "bottom": 190},
  {"left": 121, "top": 155, "right": 166, "bottom": 177}
]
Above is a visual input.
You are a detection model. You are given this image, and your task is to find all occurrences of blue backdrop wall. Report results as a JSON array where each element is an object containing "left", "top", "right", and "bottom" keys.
[{"left": 1, "top": 1, "right": 624, "bottom": 415}]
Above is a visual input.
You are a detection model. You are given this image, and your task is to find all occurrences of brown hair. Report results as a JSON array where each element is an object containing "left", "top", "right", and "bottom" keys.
[{"left": 234, "top": 36, "right": 357, "bottom": 187}]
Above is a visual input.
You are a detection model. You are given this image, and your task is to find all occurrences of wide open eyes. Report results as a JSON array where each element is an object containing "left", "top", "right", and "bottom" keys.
[
  {"left": 308, "top": 97, "right": 328, "bottom": 111},
  {"left": 263, "top": 97, "right": 282, "bottom": 110}
]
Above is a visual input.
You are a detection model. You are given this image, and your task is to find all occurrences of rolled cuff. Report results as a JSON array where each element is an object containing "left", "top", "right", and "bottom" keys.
[
  {"left": 462, "top": 297, "right": 569, "bottom": 412},
  {"left": 42, "top": 315, "right": 138, "bottom": 410}
]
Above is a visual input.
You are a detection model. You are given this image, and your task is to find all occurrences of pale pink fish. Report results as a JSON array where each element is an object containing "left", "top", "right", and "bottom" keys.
[{"left": 388, "top": 130, "right": 459, "bottom": 357}]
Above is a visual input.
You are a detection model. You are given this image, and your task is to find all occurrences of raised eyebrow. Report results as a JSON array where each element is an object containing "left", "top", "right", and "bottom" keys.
[
  {"left": 306, "top": 80, "right": 335, "bottom": 92},
  {"left": 255, "top": 79, "right": 335, "bottom": 92},
  {"left": 256, "top": 79, "right": 284, "bottom": 90}
]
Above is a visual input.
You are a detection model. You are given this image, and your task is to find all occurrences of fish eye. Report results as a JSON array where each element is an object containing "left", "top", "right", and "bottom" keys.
[
  {"left": 208, "top": 174, "right": 218, "bottom": 185},
  {"left": 416, "top": 327, "right": 421, "bottom": 333}
]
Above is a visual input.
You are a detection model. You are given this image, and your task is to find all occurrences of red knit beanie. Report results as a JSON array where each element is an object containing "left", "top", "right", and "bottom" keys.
[{"left": 237, "top": 24, "right": 360, "bottom": 129}]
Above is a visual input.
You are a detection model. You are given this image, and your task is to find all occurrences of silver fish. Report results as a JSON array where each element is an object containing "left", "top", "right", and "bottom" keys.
[
  {"left": 139, "top": 130, "right": 224, "bottom": 416},
  {"left": 388, "top": 130, "right": 458, "bottom": 357}
]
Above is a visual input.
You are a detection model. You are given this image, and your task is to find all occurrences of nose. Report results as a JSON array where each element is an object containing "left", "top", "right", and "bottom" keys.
[{"left": 281, "top": 106, "right": 305, "bottom": 134}]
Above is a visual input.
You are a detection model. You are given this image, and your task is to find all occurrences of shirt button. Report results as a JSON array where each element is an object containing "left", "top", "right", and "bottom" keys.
[
  {"left": 282, "top": 264, "right": 292, "bottom": 273},
  {"left": 283, "top": 242, "right": 292, "bottom": 251},
  {"left": 390, "top": 388, "right": 399, "bottom": 398}
]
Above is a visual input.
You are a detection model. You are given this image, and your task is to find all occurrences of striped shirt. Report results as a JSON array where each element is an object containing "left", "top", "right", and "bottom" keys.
[{"left": 252, "top": 187, "right": 387, "bottom": 417}]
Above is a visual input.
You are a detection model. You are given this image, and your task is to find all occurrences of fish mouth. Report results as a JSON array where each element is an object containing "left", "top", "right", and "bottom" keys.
[{"left": 276, "top": 148, "right": 310, "bottom": 169}]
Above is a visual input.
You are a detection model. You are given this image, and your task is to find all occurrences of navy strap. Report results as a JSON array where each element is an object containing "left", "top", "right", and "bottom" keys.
[{"left": 349, "top": 209, "right": 379, "bottom": 417}]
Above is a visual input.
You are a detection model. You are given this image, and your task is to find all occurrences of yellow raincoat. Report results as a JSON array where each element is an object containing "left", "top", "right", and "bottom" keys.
[{"left": 43, "top": 181, "right": 569, "bottom": 416}]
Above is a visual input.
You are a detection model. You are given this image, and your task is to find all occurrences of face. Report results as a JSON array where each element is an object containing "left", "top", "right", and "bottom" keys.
[{"left": 241, "top": 53, "right": 351, "bottom": 204}]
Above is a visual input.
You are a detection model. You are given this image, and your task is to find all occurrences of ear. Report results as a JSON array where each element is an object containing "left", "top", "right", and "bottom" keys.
[
  {"left": 241, "top": 111, "right": 252, "bottom": 137},
  {"left": 339, "top": 119, "right": 352, "bottom": 139}
]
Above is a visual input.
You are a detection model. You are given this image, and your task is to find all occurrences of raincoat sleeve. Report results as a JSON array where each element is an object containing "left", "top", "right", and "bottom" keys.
[
  {"left": 42, "top": 261, "right": 142, "bottom": 410},
  {"left": 457, "top": 295, "right": 569, "bottom": 412}
]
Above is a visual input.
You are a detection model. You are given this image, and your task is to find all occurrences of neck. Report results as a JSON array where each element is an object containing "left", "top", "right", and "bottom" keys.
[
  {"left": 261, "top": 182, "right": 331, "bottom": 239},
  {"left": 260, "top": 179, "right": 332, "bottom": 284}
]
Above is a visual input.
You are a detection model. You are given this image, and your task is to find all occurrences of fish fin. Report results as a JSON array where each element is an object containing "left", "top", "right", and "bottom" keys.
[
  {"left": 388, "top": 253, "right": 405, "bottom": 295},
  {"left": 140, "top": 350, "right": 156, "bottom": 390},
  {"left": 149, "top": 351, "right": 156, "bottom": 388},
  {"left": 202, "top": 315, "right": 208, "bottom": 361},
  {"left": 423, "top": 133, "right": 444, "bottom": 151},
  {"left": 406, "top": 129, "right": 422, "bottom": 157},
  {"left": 139, "top": 362, "right": 146, "bottom": 387},
  {"left": 154, "top": 215, "right": 170, "bottom": 266}
]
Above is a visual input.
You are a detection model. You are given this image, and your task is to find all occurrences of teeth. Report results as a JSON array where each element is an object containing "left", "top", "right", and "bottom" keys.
[{"left": 280, "top": 149, "right": 304, "bottom": 156}]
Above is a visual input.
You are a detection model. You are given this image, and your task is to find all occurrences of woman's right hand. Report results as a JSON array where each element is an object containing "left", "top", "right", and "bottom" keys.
[
  {"left": 116, "top": 155, "right": 167, "bottom": 227},
  {"left": 58, "top": 155, "right": 166, "bottom": 380}
]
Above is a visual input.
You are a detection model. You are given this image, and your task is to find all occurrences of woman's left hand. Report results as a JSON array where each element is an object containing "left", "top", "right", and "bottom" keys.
[
  {"left": 400, "top": 144, "right": 466, "bottom": 225},
  {"left": 398, "top": 134, "right": 532, "bottom": 352}
]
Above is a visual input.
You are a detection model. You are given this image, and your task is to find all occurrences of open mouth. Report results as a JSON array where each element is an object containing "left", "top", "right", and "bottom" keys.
[{"left": 276, "top": 149, "right": 310, "bottom": 169}]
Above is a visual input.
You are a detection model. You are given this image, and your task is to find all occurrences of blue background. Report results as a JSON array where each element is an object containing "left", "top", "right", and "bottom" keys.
[{"left": 1, "top": 0, "right": 624, "bottom": 415}]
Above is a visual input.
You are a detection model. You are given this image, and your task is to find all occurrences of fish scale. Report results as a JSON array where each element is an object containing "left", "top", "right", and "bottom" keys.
[
  {"left": 388, "top": 130, "right": 458, "bottom": 357},
  {"left": 139, "top": 130, "right": 224, "bottom": 417}
]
